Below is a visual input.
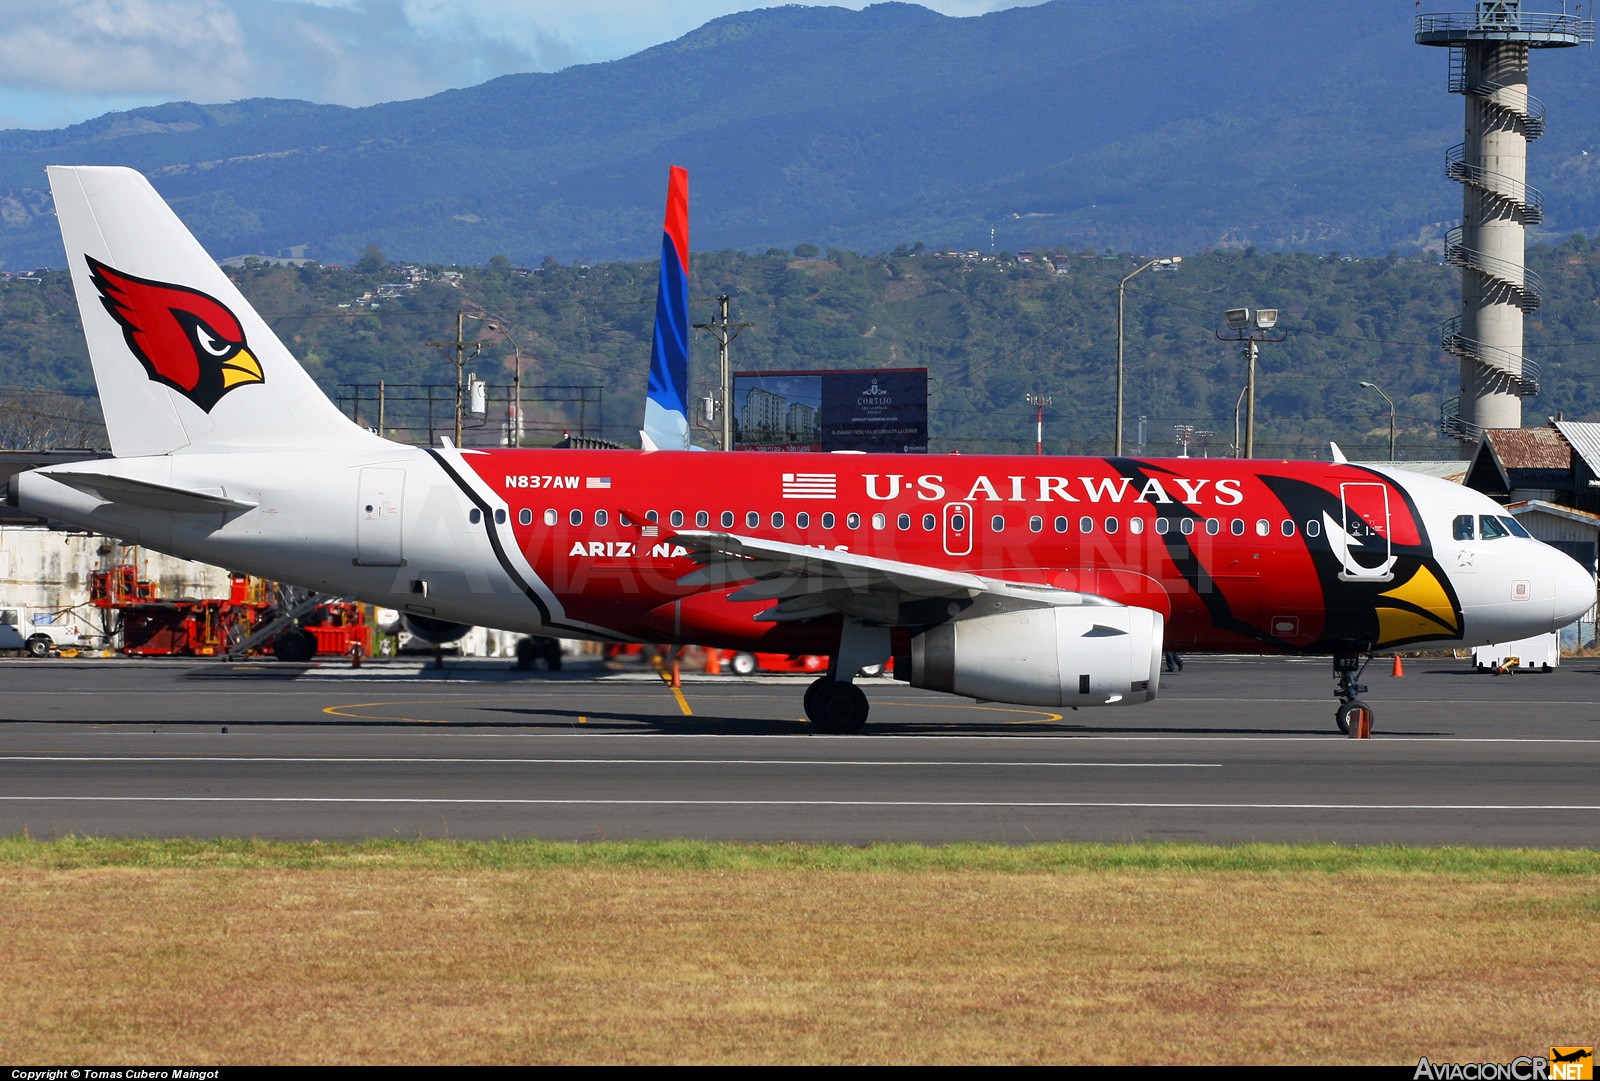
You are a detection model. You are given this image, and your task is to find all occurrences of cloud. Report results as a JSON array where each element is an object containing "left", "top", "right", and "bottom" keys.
[
  {"left": 0, "top": 0, "right": 1046, "bottom": 128},
  {"left": 0, "top": 0, "right": 550, "bottom": 122}
]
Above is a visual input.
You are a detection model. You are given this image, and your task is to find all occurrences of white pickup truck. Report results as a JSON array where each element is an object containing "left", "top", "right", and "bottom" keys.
[{"left": 0, "top": 606, "right": 94, "bottom": 656}]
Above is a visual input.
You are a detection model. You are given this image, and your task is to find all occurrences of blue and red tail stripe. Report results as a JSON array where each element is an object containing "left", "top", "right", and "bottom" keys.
[{"left": 643, "top": 166, "right": 691, "bottom": 450}]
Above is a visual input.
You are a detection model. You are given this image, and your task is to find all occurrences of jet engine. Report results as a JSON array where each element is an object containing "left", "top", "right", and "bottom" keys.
[
  {"left": 400, "top": 613, "right": 472, "bottom": 645},
  {"left": 903, "top": 605, "right": 1163, "bottom": 707}
]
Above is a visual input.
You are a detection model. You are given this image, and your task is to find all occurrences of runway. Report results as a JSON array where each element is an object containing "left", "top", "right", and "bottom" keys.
[{"left": 2, "top": 654, "right": 1597, "bottom": 844}]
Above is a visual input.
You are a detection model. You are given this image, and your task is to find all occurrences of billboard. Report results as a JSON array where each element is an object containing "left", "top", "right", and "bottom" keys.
[{"left": 732, "top": 368, "right": 927, "bottom": 453}]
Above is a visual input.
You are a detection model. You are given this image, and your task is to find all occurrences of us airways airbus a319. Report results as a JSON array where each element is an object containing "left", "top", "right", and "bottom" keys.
[{"left": 13, "top": 166, "right": 1594, "bottom": 733}]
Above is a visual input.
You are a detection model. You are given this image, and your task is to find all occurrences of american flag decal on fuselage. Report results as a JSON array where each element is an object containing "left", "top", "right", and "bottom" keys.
[{"left": 782, "top": 472, "right": 836, "bottom": 499}]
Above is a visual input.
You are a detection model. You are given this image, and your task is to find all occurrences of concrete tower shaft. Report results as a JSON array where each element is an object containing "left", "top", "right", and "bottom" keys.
[{"left": 1416, "top": 1, "right": 1591, "bottom": 446}]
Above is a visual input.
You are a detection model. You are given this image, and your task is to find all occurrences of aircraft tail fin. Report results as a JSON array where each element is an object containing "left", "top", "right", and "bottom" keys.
[
  {"left": 640, "top": 165, "right": 694, "bottom": 451},
  {"left": 48, "top": 165, "right": 379, "bottom": 458}
]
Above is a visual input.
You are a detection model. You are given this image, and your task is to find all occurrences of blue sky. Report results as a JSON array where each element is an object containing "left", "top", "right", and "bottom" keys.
[{"left": 0, "top": 0, "right": 1044, "bottom": 130}]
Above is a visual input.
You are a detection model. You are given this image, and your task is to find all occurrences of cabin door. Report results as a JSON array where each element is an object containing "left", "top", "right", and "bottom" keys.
[{"left": 1337, "top": 482, "right": 1395, "bottom": 582}]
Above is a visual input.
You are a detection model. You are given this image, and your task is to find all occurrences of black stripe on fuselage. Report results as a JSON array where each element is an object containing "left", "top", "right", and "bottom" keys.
[{"left": 422, "top": 448, "right": 634, "bottom": 643}]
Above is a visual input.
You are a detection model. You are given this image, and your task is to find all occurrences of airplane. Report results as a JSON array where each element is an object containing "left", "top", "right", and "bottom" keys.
[{"left": 10, "top": 166, "right": 1595, "bottom": 734}]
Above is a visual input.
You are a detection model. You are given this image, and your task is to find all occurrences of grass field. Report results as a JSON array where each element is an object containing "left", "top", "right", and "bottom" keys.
[{"left": 3, "top": 839, "right": 1596, "bottom": 1065}]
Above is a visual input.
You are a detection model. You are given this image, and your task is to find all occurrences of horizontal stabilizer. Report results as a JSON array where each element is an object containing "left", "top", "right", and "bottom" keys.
[{"left": 44, "top": 471, "right": 258, "bottom": 514}]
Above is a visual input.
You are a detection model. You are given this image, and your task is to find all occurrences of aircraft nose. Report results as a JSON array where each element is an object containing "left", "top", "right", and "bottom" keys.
[{"left": 1552, "top": 552, "right": 1595, "bottom": 627}]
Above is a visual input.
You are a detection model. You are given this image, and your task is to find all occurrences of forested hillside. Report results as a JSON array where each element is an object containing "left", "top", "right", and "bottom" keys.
[{"left": 5, "top": 235, "right": 1599, "bottom": 461}]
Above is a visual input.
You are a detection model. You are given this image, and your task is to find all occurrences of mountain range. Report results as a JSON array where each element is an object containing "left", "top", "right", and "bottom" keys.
[{"left": 0, "top": 0, "right": 1595, "bottom": 270}]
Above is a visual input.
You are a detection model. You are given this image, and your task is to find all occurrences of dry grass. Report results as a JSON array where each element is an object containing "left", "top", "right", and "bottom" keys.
[{"left": 1, "top": 840, "right": 1596, "bottom": 1065}]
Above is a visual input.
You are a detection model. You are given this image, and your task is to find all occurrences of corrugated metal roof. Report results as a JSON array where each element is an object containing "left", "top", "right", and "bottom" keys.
[
  {"left": 1555, "top": 421, "right": 1600, "bottom": 476},
  {"left": 1483, "top": 427, "right": 1570, "bottom": 470},
  {"left": 1360, "top": 460, "right": 1468, "bottom": 482}
]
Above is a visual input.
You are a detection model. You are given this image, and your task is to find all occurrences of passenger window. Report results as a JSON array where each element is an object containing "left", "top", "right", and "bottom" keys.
[
  {"left": 1205, "top": 519, "right": 1220, "bottom": 536},
  {"left": 1305, "top": 519, "right": 1321, "bottom": 538},
  {"left": 1230, "top": 519, "right": 1244, "bottom": 536},
  {"left": 872, "top": 513, "right": 886, "bottom": 530},
  {"left": 595, "top": 510, "right": 609, "bottom": 527},
  {"left": 1155, "top": 518, "right": 1169, "bottom": 535},
  {"left": 721, "top": 511, "right": 735, "bottom": 529},
  {"left": 1079, "top": 516, "right": 1094, "bottom": 534},
  {"left": 746, "top": 511, "right": 759, "bottom": 529},
  {"left": 494, "top": 509, "right": 506, "bottom": 525},
  {"left": 543, "top": 508, "right": 558, "bottom": 526},
  {"left": 1180, "top": 518, "right": 1195, "bottom": 536},
  {"left": 569, "top": 509, "right": 583, "bottom": 526},
  {"left": 694, "top": 511, "right": 708, "bottom": 528},
  {"left": 519, "top": 508, "right": 533, "bottom": 526},
  {"left": 922, "top": 514, "right": 936, "bottom": 530},
  {"left": 1029, "top": 516, "right": 1043, "bottom": 533},
  {"left": 1256, "top": 519, "right": 1270, "bottom": 537},
  {"left": 646, "top": 510, "right": 659, "bottom": 522},
  {"left": 1104, "top": 517, "right": 1119, "bottom": 535},
  {"left": 1128, "top": 517, "right": 1145, "bottom": 536},
  {"left": 670, "top": 510, "right": 684, "bottom": 528},
  {"left": 797, "top": 512, "right": 810, "bottom": 529},
  {"left": 1453, "top": 515, "right": 1475, "bottom": 541},
  {"left": 951, "top": 513, "right": 966, "bottom": 531},
  {"left": 1280, "top": 520, "right": 1295, "bottom": 537},
  {"left": 469, "top": 508, "right": 482, "bottom": 525},
  {"left": 822, "top": 512, "right": 836, "bottom": 529},
  {"left": 847, "top": 512, "right": 861, "bottom": 529},
  {"left": 991, "top": 515, "right": 1005, "bottom": 532},
  {"left": 897, "top": 514, "right": 910, "bottom": 530},
  {"left": 772, "top": 512, "right": 784, "bottom": 528},
  {"left": 1054, "top": 516, "right": 1069, "bottom": 533}
]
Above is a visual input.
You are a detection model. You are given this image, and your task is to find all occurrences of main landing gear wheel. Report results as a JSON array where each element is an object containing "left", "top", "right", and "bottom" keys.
[
  {"left": 729, "top": 651, "right": 759, "bottom": 676},
  {"left": 805, "top": 678, "right": 869, "bottom": 734}
]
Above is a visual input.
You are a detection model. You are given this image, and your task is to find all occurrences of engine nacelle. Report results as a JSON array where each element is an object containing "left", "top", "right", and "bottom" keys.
[
  {"left": 401, "top": 613, "right": 471, "bottom": 645},
  {"left": 904, "top": 606, "right": 1163, "bottom": 707}
]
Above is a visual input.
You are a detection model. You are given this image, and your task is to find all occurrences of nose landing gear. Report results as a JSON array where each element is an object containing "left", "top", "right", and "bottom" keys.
[{"left": 1333, "top": 653, "right": 1373, "bottom": 734}]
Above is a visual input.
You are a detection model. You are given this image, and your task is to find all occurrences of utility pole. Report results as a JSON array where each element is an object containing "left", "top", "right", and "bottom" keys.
[
  {"left": 1026, "top": 392, "right": 1052, "bottom": 456},
  {"left": 693, "top": 295, "right": 754, "bottom": 450},
  {"left": 426, "top": 310, "right": 485, "bottom": 445}
]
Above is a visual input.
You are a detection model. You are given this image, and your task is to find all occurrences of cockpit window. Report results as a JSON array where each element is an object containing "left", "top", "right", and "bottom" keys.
[
  {"left": 1479, "top": 515, "right": 1511, "bottom": 541},
  {"left": 1499, "top": 515, "right": 1532, "bottom": 539},
  {"left": 1453, "top": 514, "right": 1474, "bottom": 541}
]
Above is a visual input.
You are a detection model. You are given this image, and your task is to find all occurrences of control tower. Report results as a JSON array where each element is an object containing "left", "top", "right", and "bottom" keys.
[{"left": 1416, "top": 1, "right": 1592, "bottom": 445}]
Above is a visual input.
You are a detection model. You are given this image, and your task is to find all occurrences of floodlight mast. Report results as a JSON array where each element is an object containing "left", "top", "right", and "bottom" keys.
[{"left": 1216, "top": 306, "right": 1287, "bottom": 459}]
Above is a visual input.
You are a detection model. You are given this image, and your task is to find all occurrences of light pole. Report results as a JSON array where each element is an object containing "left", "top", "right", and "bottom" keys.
[
  {"left": 1216, "top": 307, "right": 1286, "bottom": 459},
  {"left": 488, "top": 322, "right": 525, "bottom": 447},
  {"left": 1116, "top": 255, "right": 1181, "bottom": 456},
  {"left": 1360, "top": 380, "right": 1396, "bottom": 461},
  {"left": 1026, "top": 392, "right": 1052, "bottom": 456}
]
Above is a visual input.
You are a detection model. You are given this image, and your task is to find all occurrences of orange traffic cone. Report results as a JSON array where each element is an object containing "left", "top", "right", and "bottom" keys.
[
  {"left": 705, "top": 648, "right": 722, "bottom": 675},
  {"left": 1392, "top": 654, "right": 1404, "bottom": 678}
]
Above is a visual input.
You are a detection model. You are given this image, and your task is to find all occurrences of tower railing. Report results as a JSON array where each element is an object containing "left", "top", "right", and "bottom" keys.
[
  {"left": 1440, "top": 314, "right": 1540, "bottom": 396},
  {"left": 1443, "top": 225, "right": 1543, "bottom": 312},
  {"left": 1445, "top": 143, "right": 1544, "bottom": 223},
  {"left": 1446, "top": 49, "right": 1547, "bottom": 137}
]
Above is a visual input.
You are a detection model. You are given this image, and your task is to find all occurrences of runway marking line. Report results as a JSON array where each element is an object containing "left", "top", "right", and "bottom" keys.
[
  {"left": 0, "top": 755, "right": 1222, "bottom": 767},
  {"left": 3, "top": 797, "right": 1598, "bottom": 810}
]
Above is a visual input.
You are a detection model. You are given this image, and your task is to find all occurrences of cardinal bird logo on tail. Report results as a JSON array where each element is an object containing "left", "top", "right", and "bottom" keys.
[{"left": 86, "top": 255, "right": 264, "bottom": 412}]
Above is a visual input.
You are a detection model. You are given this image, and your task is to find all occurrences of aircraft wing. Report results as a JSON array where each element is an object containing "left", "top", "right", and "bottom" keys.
[{"left": 671, "top": 529, "right": 1119, "bottom": 627}]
